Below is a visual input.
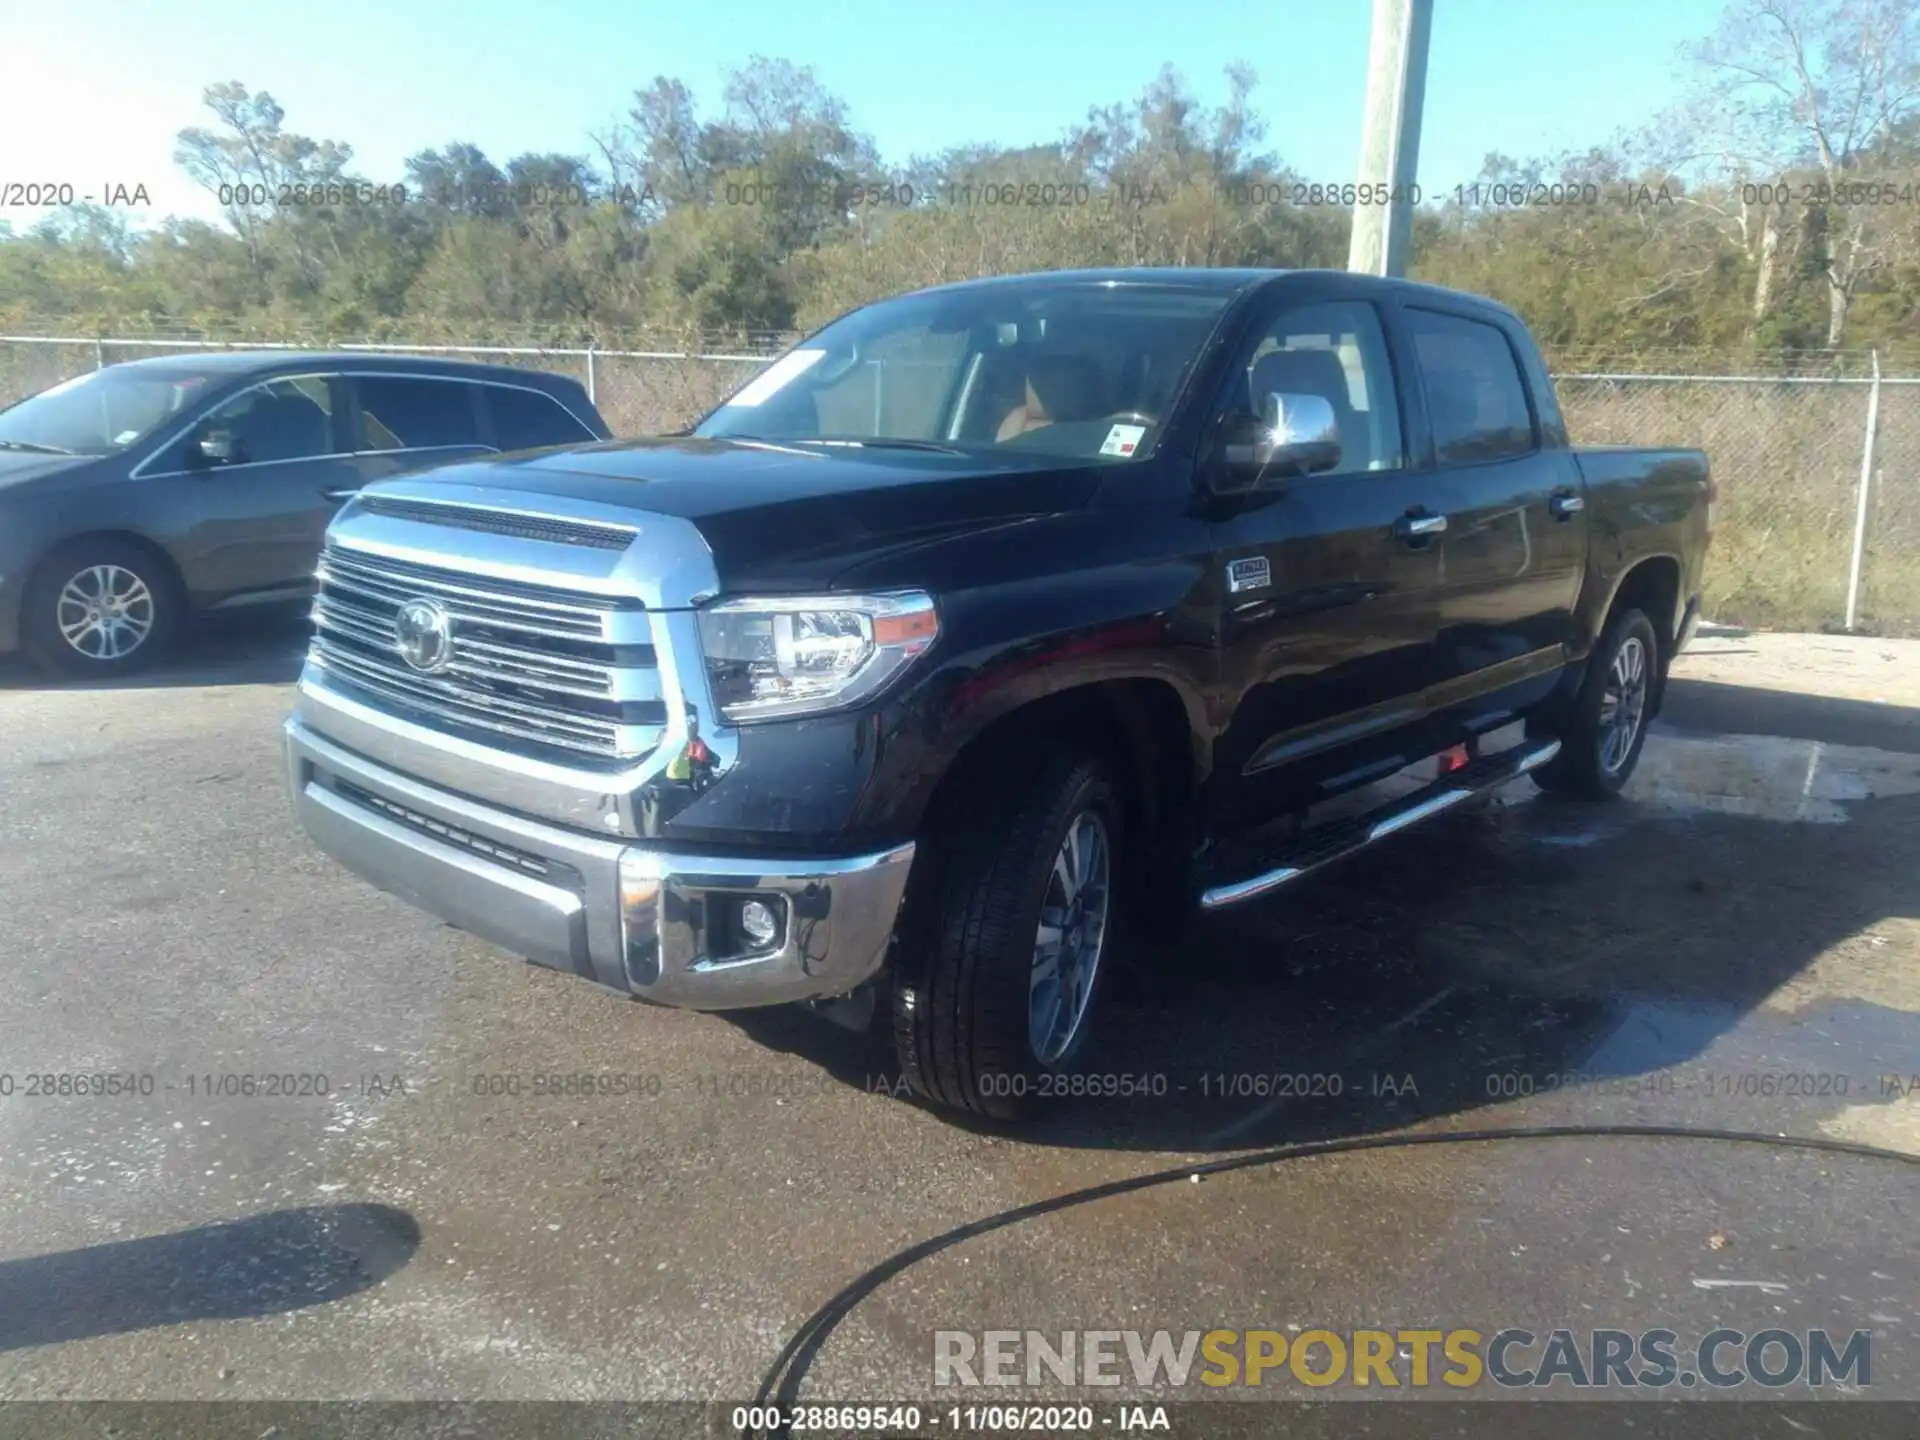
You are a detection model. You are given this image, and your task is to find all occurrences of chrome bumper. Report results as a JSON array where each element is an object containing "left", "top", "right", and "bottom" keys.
[{"left": 285, "top": 716, "right": 914, "bottom": 1009}]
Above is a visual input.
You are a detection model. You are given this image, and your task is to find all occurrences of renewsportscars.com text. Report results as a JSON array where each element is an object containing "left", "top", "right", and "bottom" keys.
[{"left": 933, "top": 1328, "right": 1872, "bottom": 1390}]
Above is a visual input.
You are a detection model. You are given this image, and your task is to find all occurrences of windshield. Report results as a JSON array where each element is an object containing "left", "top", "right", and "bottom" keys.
[
  {"left": 695, "top": 280, "right": 1238, "bottom": 462},
  {"left": 0, "top": 367, "right": 213, "bottom": 458}
]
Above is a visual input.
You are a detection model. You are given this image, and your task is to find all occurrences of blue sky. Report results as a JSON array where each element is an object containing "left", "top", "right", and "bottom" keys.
[{"left": 1, "top": 0, "right": 1726, "bottom": 231}]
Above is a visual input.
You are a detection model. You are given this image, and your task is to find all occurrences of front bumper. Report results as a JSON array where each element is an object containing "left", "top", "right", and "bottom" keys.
[{"left": 285, "top": 716, "right": 915, "bottom": 1009}]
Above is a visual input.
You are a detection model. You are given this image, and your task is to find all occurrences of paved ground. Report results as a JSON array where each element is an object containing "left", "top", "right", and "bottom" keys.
[{"left": 1, "top": 617, "right": 1916, "bottom": 1418}]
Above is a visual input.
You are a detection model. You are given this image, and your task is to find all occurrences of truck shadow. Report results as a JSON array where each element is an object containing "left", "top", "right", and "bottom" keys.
[
  {"left": 0, "top": 1203, "right": 421, "bottom": 1352},
  {"left": 732, "top": 681, "right": 1920, "bottom": 1154}
]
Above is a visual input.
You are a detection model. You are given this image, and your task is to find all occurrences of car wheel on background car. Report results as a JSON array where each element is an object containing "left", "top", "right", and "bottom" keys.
[
  {"left": 1529, "top": 606, "right": 1659, "bottom": 799},
  {"left": 23, "top": 538, "right": 179, "bottom": 678},
  {"left": 891, "top": 748, "right": 1124, "bottom": 1122}
]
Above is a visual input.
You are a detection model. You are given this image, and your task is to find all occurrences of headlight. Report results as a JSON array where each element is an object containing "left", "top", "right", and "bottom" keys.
[{"left": 695, "top": 591, "right": 939, "bottom": 721}]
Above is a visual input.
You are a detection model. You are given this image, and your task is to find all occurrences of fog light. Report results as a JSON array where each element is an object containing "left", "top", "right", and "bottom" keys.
[{"left": 739, "top": 897, "right": 779, "bottom": 947}]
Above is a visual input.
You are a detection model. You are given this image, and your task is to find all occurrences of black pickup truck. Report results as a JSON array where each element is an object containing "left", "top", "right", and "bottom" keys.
[{"left": 284, "top": 268, "right": 1712, "bottom": 1120}]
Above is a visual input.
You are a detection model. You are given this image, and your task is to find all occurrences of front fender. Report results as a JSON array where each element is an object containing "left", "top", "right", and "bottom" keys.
[
  {"left": 655, "top": 491, "right": 1221, "bottom": 851},
  {"left": 850, "top": 564, "right": 1216, "bottom": 837}
]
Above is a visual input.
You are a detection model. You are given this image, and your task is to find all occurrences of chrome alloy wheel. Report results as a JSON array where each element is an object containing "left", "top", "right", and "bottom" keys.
[
  {"left": 56, "top": 564, "right": 156, "bottom": 661},
  {"left": 1030, "top": 809, "right": 1111, "bottom": 1065},
  {"left": 1598, "top": 633, "right": 1649, "bottom": 774}
]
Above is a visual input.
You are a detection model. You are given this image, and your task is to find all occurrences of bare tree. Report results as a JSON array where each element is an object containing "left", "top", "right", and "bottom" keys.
[
  {"left": 1684, "top": 0, "right": 1920, "bottom": 343},
  {"left": 174, "top": 83, "right": 354, "bottom": 290},
  {"left": 595, "top": 77, "right": 704, "bottom": 219}
]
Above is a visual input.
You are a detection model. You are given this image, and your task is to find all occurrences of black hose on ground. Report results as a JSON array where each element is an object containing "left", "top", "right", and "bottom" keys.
[{"left": 751, "top": 1123, "right": 1920, "bottom": 1426}]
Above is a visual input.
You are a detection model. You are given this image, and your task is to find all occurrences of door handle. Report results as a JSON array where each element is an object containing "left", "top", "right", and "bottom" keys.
[
  {"left": 1394, "top": 510, "right": 1448, "bottom": 539},
  {"left": 322, "top": 487, "right": 360, "bottom": 502},
  {"left": 1549, "top": 491, "right": 1585, "bottom": 519}
]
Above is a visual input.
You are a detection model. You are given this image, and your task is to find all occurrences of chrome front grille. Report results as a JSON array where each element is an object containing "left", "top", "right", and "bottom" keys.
[
  {"left": 310, "top": 543, "right": 666, "bottom": 765},
  {"left": 317, "top": 547, "right": 614, "bottom": 640}
]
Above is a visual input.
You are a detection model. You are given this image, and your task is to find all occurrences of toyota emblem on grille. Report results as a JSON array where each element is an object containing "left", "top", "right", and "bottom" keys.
[{"left": 393, "top": 599, "right": 454, "bottom": 673}]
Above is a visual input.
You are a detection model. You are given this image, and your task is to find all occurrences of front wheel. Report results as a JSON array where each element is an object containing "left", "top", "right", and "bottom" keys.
[
  {"left": 1530, "top": 607, "right": 1659, "bottom": 799},
  {"left": 891, "top": 750, "right": 1123, "bottom": 1121},
  {"left": 24, "top": 539, "right": 180, "bottom": 678}
]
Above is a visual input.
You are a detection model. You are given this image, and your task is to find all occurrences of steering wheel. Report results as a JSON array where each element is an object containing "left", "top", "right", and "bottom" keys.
[{"left": 1100, "top": 411, "right": 1157, "bottom": 428}]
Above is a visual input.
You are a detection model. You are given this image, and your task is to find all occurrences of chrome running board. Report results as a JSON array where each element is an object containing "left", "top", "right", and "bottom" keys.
[{"left": 1199, "top": 739, "right": 1561, "bottom": 911}]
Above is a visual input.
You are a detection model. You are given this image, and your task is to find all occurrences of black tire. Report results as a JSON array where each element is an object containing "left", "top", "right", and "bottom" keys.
[
  {"left": 1529, "top": 607, "right": 1659, "bottom": 799},
  {"left": 891, "top": 749, "right": 1124, "bottom": 1122},
  {"left": 23, "top": 538, "right": 180, "bottom": 679}
]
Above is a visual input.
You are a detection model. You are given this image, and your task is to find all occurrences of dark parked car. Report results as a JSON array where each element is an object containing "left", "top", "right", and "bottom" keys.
[
  {"left": 284, "top": 268, "right": 1712, "bottom": 1120},
  {"left": 0, "top": 352, "right": 611, "bottom": 676}
]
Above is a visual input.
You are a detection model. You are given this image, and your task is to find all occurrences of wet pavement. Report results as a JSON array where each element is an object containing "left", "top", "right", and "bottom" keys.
[{"left": 0, "top": 620, "right": 1916, "bottom": 1415}]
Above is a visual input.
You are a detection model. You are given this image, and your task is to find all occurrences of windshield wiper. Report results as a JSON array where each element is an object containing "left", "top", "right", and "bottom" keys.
[
  {"left": 713, "top": 434, "right": 969, "bottom": 457},
  {"left": 804, "top": 437, "right": 968, "bottom": 456},
  {"left": 0, "top": 439, "right": 78, "bottom": 456}
]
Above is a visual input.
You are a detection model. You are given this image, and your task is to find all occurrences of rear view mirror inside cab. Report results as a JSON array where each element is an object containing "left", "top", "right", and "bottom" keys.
[{"left": 808, "top": 349, "right": 863, "bottom": 386}]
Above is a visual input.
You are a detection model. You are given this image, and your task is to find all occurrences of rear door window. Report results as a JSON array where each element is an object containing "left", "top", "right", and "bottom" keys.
[
  {"left": 354, "top": 376, "right": 482, "bottom": 451},
  {"left": 1405, "top": 310, "right": 1537, "bottom": 465}
]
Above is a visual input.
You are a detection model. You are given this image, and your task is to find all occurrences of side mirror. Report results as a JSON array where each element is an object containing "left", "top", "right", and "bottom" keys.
[
  {"left": 190, "top": 427, "right": 237, "bottom": 467},
  {"left": 1207, "top": 392, "right": 1342, "bottom": 494}
]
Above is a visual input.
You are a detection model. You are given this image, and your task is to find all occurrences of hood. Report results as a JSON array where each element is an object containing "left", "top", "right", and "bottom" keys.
[
  {"left": 0, "top": 449, "right": 97, "bottom": 493},
  {"left": 384, "top": 437, "right": 1107, "bottom": 590}
]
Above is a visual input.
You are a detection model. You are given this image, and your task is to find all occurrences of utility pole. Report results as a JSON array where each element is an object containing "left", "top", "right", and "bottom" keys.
[{"left": 1347, "top": 0, "right": 1433, "bottom": 277}]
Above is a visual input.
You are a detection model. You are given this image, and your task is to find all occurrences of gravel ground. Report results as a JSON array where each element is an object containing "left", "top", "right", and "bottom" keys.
[{"left": 0, "top": 619, "right": 1915, "bottom": 1431}]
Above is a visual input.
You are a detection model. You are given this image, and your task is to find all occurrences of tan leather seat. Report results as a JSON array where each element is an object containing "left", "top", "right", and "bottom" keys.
[{"left": 997, "top": 354, "right": 1107, "bottom": 441}]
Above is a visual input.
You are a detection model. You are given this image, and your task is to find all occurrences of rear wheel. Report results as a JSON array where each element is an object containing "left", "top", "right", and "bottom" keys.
[
  {"left": 1530, "top": 607, "right": 1658, "bottom": 799},
  {"left": 24, "top": 539, "right": 180, "bottom": 678},
  {"left": 891, "top": 749, "right": 1123, "bottom": 1121}
]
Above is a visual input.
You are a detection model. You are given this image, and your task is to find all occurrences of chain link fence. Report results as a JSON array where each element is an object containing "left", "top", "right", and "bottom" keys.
[
  {"left": 3, "top": 335, "right": 1915, "bottom": 636},
  {"left": 1556, "top": 370, "right": 1918, "bottom": 637}
]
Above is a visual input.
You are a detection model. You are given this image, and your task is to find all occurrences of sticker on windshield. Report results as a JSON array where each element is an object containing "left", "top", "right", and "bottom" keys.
[
  {"left": 725, "top": 349, "right": 827, "bottom": 408},
  {"left": 112, "top": 429, "right": 141, "bottom": 445},
  {"left": 1099, "top": 423, "right": 1147, "bottom": 457}
]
